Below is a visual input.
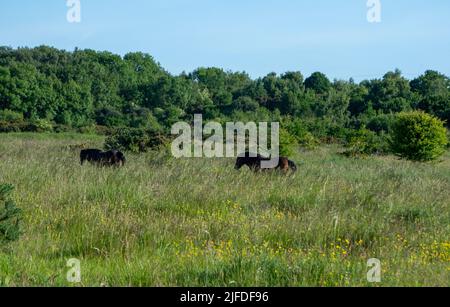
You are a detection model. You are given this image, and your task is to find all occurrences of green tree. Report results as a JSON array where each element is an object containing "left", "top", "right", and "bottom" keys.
[
  {"left": 348, "top": 83, "right": 370, "bottom": 116},
  {"left": 304, "top": 72, "right": 331, "bottom": 95},
  {"left": 411, "top": 70, "right": 450, "bottom": 124},
  {"left": 367, "top": 69, "right": 413, "bottom": 113}
]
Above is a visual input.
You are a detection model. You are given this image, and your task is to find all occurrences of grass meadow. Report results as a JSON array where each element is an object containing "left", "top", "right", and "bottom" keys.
[{"left": 0, "top": 133, "right": 449, "bottom": 286}]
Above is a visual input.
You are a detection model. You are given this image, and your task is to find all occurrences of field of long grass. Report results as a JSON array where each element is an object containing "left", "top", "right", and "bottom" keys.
[{"left": 0, "top": 133, "right": 449, "bottom": 286}]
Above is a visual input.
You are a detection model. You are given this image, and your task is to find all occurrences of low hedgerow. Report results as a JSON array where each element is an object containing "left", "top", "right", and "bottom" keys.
[{"left": 0, "top": 119, "right": 53, "bottom": 133}]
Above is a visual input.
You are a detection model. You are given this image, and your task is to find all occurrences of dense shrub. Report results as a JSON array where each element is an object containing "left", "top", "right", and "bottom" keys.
[
  {"left": 303, "top": 118, "right": 349, "bottom": 144},
  {"left": 0, "top": 121, "right": 38, "bottom": 133},
  {"left": 0, "top": 119, "right": 55, "bottom": 133},
  {"left": 95, "top": 107, "right": 128, "bottom": 128},
  {"left": 32, "top": 119, "right": 54, "bottom": 133},
  {"left": 0, "top": 110, "right": 23, "bottom": 122},
  {"left": 344, "top": 128, "right": 389, "bottom": 157},
  {"left": 283, "top": 119, "right": 319, "bottom": 149},
  {"left": 278, "top": 128, "right": 298, "bottom": 157},
  {"left": 105, "top": 127, "right": 168, "bottom": 153},
  {"left": 0, "top": 184, "right": 22, "bottom": 243},
  {"left": 391, "top": 111, "right": 448, "bottom": 161},
  {"left": 366, "top": 114, "right": 396, "bottom": 134},
  {"left": 0, "top": 121, "right": 24, "bottom": 133}
]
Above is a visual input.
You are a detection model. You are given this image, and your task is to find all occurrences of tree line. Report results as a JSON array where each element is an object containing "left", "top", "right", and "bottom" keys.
[{"left": 1, "top": 46, "right": 449, "bottom": 141}]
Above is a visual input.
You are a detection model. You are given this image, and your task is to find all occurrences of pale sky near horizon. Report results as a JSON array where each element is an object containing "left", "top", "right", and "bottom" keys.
[{"left": 1, "top": 0, "right": 449, "bottom": 81}]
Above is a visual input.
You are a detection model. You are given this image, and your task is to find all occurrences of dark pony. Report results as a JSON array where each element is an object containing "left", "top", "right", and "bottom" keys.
[
  {"left": 235, "top": 152, "right": 297, "bottom": 173},
  {"left": 80, "top": 149, "right": 126, "bottom": 167}
]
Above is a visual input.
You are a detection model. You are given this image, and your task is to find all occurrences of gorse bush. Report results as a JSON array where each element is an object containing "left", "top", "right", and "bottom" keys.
[
  {"left": 0, "top": 184, "right": 22, "bottom": 243},
  {"left": 391, "top": 111, "right": 448, "bottom": 161},
  {"left": 105, "top": 127, "right": 168, "bottom": 153}
]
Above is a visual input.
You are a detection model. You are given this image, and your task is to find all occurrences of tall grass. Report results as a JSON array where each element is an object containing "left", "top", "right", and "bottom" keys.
[{"left": 0, "top": 133, "right": 449, "bottom": 286}]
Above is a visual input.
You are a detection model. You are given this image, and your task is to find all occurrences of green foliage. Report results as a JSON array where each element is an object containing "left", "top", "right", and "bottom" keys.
[
  {"left": 304, "top": 118, "right": 350, "bottom": 143},
  {"left": 278, "top": 128, "right": 298, "bottom": 157},
  {"left": 411, "top": 70, "right": 450, "bottom": 125},
  {"left": 95, "top": 107, "right": 128, "bottom": 127},
  {"left": 366, "top": 113, "right": 396, "bottom": 134},
  {"left": 1, "top": 46, "right": 450, "bottom": 152},
  {"left": 32, "top": 119, "right": 53, "bottom": 133},
  {"left": 348, "top": 84, "right": 369, "bottom": 116},
  {"left": 0, "top": 184, "right": 22, "bottom": 243},
  {"left": 304, "top": 72, "right": 331, "bottom": 95},
  {"left": 0, "top": 120, "right": 55, "bottom": 133},
  {"left": 344, "top": 128, "right": 389, "bottom": 157},
  {"left": 447, "top": 130, "right": 450, "bottom": 149},
  {"left": 283, "top": 118, "right": 319, "bottom": 149},
  {"left": 0, "top": 121, "right": 28, "bottom": 133},
  {"left": 233, "top": 96, "right": 260, "bottom": 112},
  {"left": 105, "top": 127, "right": 167, "bottom": 153},
  {"left": 0, "top": 109, "right": 23, "bottom": 122},
  {"left": 367, "top": 70, "right": 414, "bottom": 114},
  {"left": 391, "top": 111, "right": 448, "bottom": 161}
]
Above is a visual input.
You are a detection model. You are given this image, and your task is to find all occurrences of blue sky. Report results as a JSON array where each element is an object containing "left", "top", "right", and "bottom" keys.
[{"left": 1, "top": 0, "right": 449, "bottom": 81}]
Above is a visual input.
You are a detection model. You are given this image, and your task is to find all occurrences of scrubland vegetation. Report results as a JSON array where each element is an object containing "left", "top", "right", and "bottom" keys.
[{"left": 0, "top": 133, "right": 448, "bottom": 286}]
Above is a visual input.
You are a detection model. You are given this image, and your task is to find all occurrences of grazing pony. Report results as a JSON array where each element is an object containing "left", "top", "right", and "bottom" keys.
[
  {"left": 102, "top": 150, "right": 126, "bottom": 167},
  {"left": 80, "top": 149, "right": 103, "bottom": 165},
  {"left": 80, "top": 149, "right": 126, "bottom": 167},
  {"left": 235, "top": 152, "right": 297, "bottom": 173}
]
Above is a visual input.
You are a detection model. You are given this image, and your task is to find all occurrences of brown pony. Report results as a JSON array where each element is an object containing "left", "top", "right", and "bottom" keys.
[{"left": 235, "top": 152, "right": 297, "bottom": 173}]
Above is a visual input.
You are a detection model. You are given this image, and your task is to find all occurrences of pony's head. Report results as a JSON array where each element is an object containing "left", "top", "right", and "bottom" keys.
[{"left": 234, "top": 157, "right": 246, "bottom": 170}]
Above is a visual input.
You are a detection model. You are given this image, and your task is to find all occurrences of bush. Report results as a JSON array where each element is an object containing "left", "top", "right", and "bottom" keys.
[
  {"left": 95, "top": 107, "right": 127, "bottom": 127},
  {"left": 284, "top": 119, "right": 319, "bottom": 150},
  {"left": 278, "top": 128, "right": 298, "bottom": 157},
  {"left": 304, "top": 118, "right": 349, "bottom": 143},
  {"left": 391, "top": 111, "right": 448, "bottom": 161},
  {"left": 105, "top": 127, "right": 168, "bottom": 153},
  {"left": 0, "top": 121, "right": 23, "bottom": 133},
  {"left": 32, "top": 119, "right": 54, "bottom": 133},
  {"left": 0, "top": 121, "right": 36, "bottom": 133},
  {"left": 366, "top": 114, "right": 396, "bottom": 134},
  {"left": 0, "top": 110, "right": 23, "bottom": 122},
  {"left": 344, "top": 128, "right": 389, "bottom": 157},
  {"left": 0, "top": 184, "right": 22, "bottom": 243}
]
